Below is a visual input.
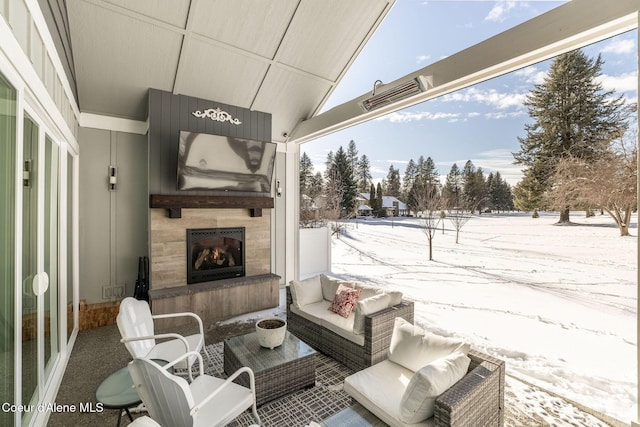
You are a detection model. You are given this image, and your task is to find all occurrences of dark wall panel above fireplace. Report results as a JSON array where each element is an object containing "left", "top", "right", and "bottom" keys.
[{"left": 148, "top": 88, "right": 272, "bottom": 196}]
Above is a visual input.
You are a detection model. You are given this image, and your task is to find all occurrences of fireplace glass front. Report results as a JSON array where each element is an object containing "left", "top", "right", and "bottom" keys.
[{"left": 186, "top": 227, "right": 245, "bottom": 284}]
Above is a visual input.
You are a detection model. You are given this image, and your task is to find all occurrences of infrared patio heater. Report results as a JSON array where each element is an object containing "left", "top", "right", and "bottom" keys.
[{"left": 358, "top": 75, "right": 433, "bottom": 112}]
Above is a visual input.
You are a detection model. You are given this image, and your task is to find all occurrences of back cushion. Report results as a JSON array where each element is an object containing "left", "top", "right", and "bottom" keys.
[
  {"left": 353, "top": 293, "right": 391, "bottom": 334},
  {"left": 320, "top": 274, "right": 342, "bottom": 301},
  {"left": 399, "top": 351, "right": 471, "bottom": 423},
  {"left": 289, "top": 275, "right": 323, "bottom": 308},
  {"left": 388, "top": 317, "right": 470, "bottom": 372}
]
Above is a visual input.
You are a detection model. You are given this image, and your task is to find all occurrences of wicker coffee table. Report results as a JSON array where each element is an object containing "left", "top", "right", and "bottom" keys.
[{"left": 224, "top": 330, "right": 317, "bottom": 405}]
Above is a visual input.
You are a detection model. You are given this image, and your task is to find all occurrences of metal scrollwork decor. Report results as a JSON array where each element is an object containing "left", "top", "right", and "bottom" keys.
[{"left": 191, "top": 108, "right": 242, "bottom": 125}]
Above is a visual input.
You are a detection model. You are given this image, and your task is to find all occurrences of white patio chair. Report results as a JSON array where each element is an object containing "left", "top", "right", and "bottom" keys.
[
  {"left": 128, "top": 352, "right": 261, "bottom": 427},
  {"left": 116, "top": 297, "right": 204, "bottom": 371}
]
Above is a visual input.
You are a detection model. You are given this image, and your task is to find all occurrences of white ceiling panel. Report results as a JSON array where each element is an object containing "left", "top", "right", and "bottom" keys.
[
  {"left": 68, "top": 1, "right": 183, "bottom": 119},
  {"left": 190, "top": 0, "right": 299, "bottom": 59},
  {"left": 102, "top": 0, "right": 191, "bottom": 28},
  {"left": 277, "top": 0, "right": 390, "bottom": 80},
  {"left": 253, "top": 66, "right": 333, "bottom": 141},
  {"left": 177, "top": 37, "right": 270, "bottom": 108}
]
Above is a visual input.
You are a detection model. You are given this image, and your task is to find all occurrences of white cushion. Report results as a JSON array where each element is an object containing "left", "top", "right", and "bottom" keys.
[
  {"left": 322, "top": 312, "right": 365, "bottom": 346},
  {"left": 388, "top": 318, "right": 470, "bottom": 372},
  {"left": 354, "top": 284, "right": 382, "bottom": 300},
  {"left": 290, "top": 301, "right": 331, "bottom": 325},
  {"left": 353, "top": 293, "right": 391, "bottom": 334},
  {"left": 386, "top": 290, "right": 404, "bottom": 306},
  {"left": 399, "top": 351, "right": 471, "bottom": 423},
  {"left": 320, "top": 274, "right": 342, "bottom": 301},
  {"left": 344, "top": 360, "right": 413, "bottom": 427},
  {"left": 290, "top": 275, "right": 323, "bottom": 308}
]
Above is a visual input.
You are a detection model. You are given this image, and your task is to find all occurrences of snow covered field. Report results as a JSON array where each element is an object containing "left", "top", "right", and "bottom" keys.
[{"left": 329, "top": 212, "right": 637, "bottom": 425}]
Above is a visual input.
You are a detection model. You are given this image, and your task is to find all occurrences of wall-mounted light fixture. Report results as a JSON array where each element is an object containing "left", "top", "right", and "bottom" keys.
[
  {"left": 108, "top": 165, "right": 117, "bottom": 191},
  {"left": 276, "top": 180, "right": 282, "bottom": 197}
]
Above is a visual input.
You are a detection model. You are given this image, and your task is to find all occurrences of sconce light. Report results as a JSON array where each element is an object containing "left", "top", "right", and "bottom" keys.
[
  {"left": 276, "top": 180, "right": 282, "bottom": 197},
  {"left": 108, "top": 166, "right": 117, "bottom": 191}
]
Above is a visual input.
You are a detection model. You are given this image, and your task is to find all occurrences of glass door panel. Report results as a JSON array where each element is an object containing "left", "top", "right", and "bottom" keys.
[
  {"left": 43, "top": 136, "right": 59, "bottom": 380},
  {"left": 0, "top": 71, "right": 17, "bottom": 427},
  {"left": 67, "top": 152, "right": 74, "bottom": 341},
  {"left": 21, "top": 116, "right": 38, "bottom": 426}
]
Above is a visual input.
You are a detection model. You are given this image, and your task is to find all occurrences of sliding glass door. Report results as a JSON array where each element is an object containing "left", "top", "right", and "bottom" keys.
[
  {"left": 0, "top": 68, "right": 73, "bottom": 426},
  {"left": 0, "top": 67, "right": 17, "bottom": 427}
]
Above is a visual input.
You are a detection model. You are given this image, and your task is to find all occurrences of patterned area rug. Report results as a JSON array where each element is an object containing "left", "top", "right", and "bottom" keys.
[{"left": 200, "top": 342, "right": 359, "bottom": 427}]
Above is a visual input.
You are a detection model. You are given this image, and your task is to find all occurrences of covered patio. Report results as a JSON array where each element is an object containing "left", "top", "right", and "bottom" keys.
[{"left": 0, "top": 0, "right": 638, "bottom": 426}]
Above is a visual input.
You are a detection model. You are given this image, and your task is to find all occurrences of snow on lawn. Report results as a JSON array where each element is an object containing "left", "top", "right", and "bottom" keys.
[{"left": 331, "top": 212, "right": 637, "bottom": 424}]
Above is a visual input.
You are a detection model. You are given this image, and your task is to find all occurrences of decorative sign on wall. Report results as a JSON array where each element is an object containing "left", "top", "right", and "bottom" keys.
[{"left": 192, "top": 108, "right": 242, "bottom": 125}]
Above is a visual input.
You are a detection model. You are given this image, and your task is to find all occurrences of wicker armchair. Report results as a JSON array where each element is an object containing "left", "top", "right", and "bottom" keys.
[
  {"left": 434, "top": 349, "right": 505, "bottom": 426},
  {"left": 344, "top": 342, "right": 505, "bottom": 426},
  {"left": 286, "top": 286, "right": 414, "bottom": 371}
]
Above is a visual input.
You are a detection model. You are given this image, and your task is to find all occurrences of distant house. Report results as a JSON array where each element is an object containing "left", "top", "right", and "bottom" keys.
[{"left": 359, "top": 193, "right": 408, "bottom": 217}]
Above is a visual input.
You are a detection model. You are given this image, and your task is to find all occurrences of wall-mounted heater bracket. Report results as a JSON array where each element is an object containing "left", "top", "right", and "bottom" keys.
[{"left": 359, "top": 75, "right": 432, "bottom": 112}]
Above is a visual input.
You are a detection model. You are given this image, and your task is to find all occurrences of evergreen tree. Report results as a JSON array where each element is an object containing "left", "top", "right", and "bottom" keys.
[
  {"left": 376, "top": 182, "right": 384, "bottom": 216},
  {"left": 299, "top": 152, "right": 314, "bottom": 195},
  {"left": 356, "top": 154, "right": 373, "bottom": 192},
  {"left": 442, "top": 163, "right": 463, "bottom": 209},
  {"left": 324, "top": 150, "right": 334, "bottom": 179},
  {"left": 330, "top": 146, "right": 358, "bottom": 217},
  {"left": 402, "top": 159, "right": 418, "bottom": 201},
  {"left": 369, "top": 183, "right": 377, "bottom": 216},
  {"left": 462, "top": 160, "right": 486, "bottom": 213},
  {"left": 347, "top": 140, "right": 359, "bottom": 167},
  {"left": 309, "top": 171, "right": 324, "bottom": 200},
  {"left": 513, "top": 49, "right": 628, "bottom": 223},
  {"left": 513, "top": 170, "right": 544, "bottom": 217},
  {"left": 385, "top": 165, "right": 402, "bottom": 197}
]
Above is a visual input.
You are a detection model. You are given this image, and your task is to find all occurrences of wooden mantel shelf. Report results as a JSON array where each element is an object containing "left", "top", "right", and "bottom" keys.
[{"left": 150, "top": 194, "right": 274, "bottom": 218}]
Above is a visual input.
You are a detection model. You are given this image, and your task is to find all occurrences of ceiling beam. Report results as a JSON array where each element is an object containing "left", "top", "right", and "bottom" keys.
[{"left": 289, "top": 0, "right": 639, "bottom": 144}]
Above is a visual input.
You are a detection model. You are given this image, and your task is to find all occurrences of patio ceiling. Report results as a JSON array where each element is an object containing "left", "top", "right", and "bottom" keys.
[{"left": 40, "top": 0, "right": 395, "bottom": 142}]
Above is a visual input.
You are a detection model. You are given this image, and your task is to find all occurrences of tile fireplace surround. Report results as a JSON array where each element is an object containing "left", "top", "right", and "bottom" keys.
[{"left": 148, "top": 206, "right": 279, "bottom": 328}]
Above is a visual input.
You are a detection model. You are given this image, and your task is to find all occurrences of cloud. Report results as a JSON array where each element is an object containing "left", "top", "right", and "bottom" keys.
[
  {"left": 379, "top": 111, "right": 461, "bottom": 123},
  {"left": 597, "top": 71, "right": 638, "bottom": 94},
  {"left": 416, "top": 54, "right": 431, "bottom": 64},
  {"left": 442, "top": 87, "right": 527, "bottom": 110},
  {"left": 514, "top": 66, "right": 547, "bottom": 84},
  {"left": 601, "top": 39, "right": 635, "bottom": 55},
  {"left": 484, "top": 111, "right": 526, "bottom": 119},
  {"left": 485, "top": 0, "right": 518, "bottom": 22}
]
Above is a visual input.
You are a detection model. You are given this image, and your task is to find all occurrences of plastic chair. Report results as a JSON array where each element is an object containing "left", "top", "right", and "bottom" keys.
[
  {"left": 128, "top": 352, "right": 261, "bottom": 427},
  {"left": 117, "top": 297, "right": 204, "bottom": 370}
]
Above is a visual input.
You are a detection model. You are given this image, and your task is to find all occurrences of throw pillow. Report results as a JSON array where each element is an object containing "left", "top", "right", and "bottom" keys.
[
  {"left": 353, "top": 292, "right": 391, "bottom": 334},
  {"left": 388, "top": 317, "right": 470, "bottom": 372},
  {"left": 289, "top": 275, "right": 323, "bottom": 308},
  {"left": 399, "top": 351, "right": 471, "bottom": 423},
  {"left": 329, "top": 284, "right": 362, "bottom": 318}
]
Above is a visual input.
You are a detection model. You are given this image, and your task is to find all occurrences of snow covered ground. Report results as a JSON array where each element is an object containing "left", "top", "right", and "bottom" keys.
[{"left": 328, "top": 211, "right": 637, "bottom": 425}]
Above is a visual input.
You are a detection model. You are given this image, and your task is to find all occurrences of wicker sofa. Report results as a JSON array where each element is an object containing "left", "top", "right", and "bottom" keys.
[
  {"left": 344, "top": 318, "right": 505, "bottom": 426},
  {"left": 286, "top": 274, "right": 414, "bottom": 371}
]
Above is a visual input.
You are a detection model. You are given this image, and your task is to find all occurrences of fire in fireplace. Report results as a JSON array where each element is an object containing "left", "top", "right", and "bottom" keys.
[{"left": 186, "top": 227, "right": 245, "bottom": 284}]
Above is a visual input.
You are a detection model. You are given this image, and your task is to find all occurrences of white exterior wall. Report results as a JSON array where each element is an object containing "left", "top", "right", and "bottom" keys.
[{"left": 299, "top": 227, "right": 331, "bottom": 279}]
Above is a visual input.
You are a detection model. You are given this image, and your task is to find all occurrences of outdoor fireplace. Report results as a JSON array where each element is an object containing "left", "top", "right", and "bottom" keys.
[{"left": 186, "top": 227, "right": 245, "bottom": 284}]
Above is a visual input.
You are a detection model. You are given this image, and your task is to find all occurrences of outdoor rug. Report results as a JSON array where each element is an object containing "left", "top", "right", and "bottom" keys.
[{"left": 199, "top": 342, "right": 362, "bottom": 427}]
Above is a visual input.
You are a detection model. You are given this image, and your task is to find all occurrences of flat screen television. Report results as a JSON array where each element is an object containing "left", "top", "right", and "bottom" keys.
[{"left": 177, "top": 131, "right": 276, "bottom": 193}]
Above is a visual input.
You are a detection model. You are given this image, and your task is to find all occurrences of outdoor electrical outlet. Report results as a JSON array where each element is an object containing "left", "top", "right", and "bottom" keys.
[
  {"left": 113, "top": 285, "right": 125, "bottom": 298},
  {"left": 102, "top": 286, "right": 111, "bottom": 299}
]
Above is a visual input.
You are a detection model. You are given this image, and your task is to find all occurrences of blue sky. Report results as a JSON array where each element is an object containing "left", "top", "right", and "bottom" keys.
[{"left": 301, "top": 0, "right": 638, "bottom": 186}]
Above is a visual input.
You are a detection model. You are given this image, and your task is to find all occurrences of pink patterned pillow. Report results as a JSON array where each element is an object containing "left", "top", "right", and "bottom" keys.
[{"left": 329, "top": 284, "right": 362, "bottom": 318}]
